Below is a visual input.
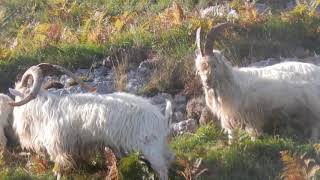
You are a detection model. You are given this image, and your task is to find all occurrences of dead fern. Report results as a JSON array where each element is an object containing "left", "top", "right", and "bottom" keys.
[
  {"left": 280, "top": 150, "right": 320, "bottom": 180},
  {"left": 114, "top": 58, "right": 128, "bottom": 92},
  {"left": 104, "top": 147, "right": 119, "bottom": 180},
  {"left": 156, "top": 1, "right": 185, "bottom": 29},
  {"left": 47, "top": 23, "right": 62, "bottom": 43},
  {"left": 238, "top": 1, "right": 267, "bottom": 28},
  {"left": 172, "top": 1, "right": 185, "bottom": 25},
  {"left": 177, "top": 157, "right": 208, "bottom": 180},
  {"left": 26, "top": 154, "right": 49, "bottom": 174}
]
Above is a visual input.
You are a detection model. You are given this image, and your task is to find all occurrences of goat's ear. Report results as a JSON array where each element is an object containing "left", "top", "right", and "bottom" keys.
[{"left": 9, "top": 88, "right": 24, "bottom": 97}]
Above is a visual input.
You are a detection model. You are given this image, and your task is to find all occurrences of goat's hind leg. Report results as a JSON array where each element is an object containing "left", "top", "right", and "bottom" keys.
[{"left": 51, "top": 153, "right": 74, "bottom": 180}]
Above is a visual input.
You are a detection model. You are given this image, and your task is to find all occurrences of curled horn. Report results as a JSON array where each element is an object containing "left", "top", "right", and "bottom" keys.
[
  {"left": 9, "top": 63, "right": 96, "bottom": 106},
  {"left": 204, "top": 23, "right": 229, "bottom": 56},
  {"left": 196, "top": 27, "right": 204, "bottom": 57},
  {"left": 9, "top": 66, "right": 44, "bottom": 106}
]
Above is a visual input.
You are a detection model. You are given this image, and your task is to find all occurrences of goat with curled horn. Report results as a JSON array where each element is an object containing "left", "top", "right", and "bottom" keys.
[
  {"left": 9, "top": 63, "right": 174, "bottom": 180},
  {"left": 195, "top": 23, "right": 320, "bottom": 143}
]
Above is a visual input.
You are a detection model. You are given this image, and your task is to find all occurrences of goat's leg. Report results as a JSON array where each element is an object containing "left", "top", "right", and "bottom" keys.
[
  {"left": 227, "top": 129, "right": 234, "bottom": 145},
  {"left": 50, "top": 153, "right": 72, "bottom": 180},
  {"left": 245, "top": 126, "right": 261, "bottom": 142},
  {"left": 53, "top": 163, "right": 62, "bottom": 180}
]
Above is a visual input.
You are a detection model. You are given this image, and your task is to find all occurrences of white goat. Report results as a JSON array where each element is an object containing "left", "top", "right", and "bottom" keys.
[
  {"left": 195, "top": 23, "right": 320, "bottom": 143},
  {"left": 9, "top": 63, "right": 174, "bottom": 180},
  {"left": 0, "top": 94, "right": 13, "bottom": 148}
]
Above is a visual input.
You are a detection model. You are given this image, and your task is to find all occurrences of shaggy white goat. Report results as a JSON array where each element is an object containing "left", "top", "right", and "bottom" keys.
[
  {"left": 195, "top": 23, "right": 320, "bottom": 143},
  {"left": 0, "top": 94, "right": 13, "bottom": 148},
  {"left": 9, "top": 63, "right": 174, "bottom": 180}
]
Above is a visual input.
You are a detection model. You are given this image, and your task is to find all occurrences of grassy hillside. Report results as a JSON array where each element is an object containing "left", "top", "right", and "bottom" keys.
[
  {"left": 0, "top": 0, "right": 319, "bottom": 93},
  {"left": 0, "top": 0, "right": 320, "bottom": 179}
]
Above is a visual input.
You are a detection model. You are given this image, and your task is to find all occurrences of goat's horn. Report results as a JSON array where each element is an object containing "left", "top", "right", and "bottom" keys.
[
  {"left": 204, "top": 23, "right": 229, "bottom": 56},
  {"left": 196, "top": 27, "right": 204, "bottom": 57},
  {"left": 9, "top": 66, "right": 44, "bottom": 106},
  {"left": 37, "top": 63, "right": 96, "bottom": 92}
]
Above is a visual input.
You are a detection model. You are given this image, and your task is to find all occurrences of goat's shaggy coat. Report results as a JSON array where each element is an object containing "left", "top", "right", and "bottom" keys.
[
  {"left": 0, "top": 94, "right": 13, "bottom": 147},
  {"left": 9, "top": 64, "right": 174, "bottom": 180},
  {"left": 195, "top": 24, "right": 320, "bottom": 142}
]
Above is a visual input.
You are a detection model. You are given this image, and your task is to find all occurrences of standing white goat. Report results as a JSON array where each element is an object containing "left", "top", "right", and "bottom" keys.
[
  {"left": 9, "top": 63, "right": 174, "bottom": 180},
  {"left": 195, "top": 23, "right": 320, "bottom": 143},
  {"left": 0, "top": 94, "right": 13, "bottom": 148}
]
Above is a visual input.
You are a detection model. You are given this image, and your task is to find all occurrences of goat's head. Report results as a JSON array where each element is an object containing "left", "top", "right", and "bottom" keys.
[
  {"left": 9, "top": 63, "right": 96, "bottom": 106},
  {"left": 195, "top": 23, "right": 229, "bottom": 88}
]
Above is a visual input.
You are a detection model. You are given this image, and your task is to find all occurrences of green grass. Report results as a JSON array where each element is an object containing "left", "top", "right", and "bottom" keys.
[
  {"left": 0, "top": 1, "right": 320, "bottom": 179},
  {"left": 1, "top": 125, "right": 318, "bottom": 180},
  {"left": 171, "top": 125, "right": 316, "bottom": 180}
]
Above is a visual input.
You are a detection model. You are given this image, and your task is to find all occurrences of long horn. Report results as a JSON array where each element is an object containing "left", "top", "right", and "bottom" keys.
[
  {"left": 196, "top": 27, "right": 204, "bottom": 57},
  {"left": 37, "top": 63, "right": 96, "bottom": 92},
  {"left": 9, "top": 66, "right": 44, "bottom": 106},
  {"left": 204, "top": 23, "right": 229, "bottom": 56}
]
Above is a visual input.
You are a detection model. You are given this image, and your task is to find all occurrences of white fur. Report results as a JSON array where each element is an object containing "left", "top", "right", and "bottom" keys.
[
  {"left": 195, "top": 50, "right": 320, "bottom": 143},
  {"left": 0, "top": 94, "right": 13, "bottom": 148},
  {"left": 10, "top": 86, "right": 174, "bottom": 180}
]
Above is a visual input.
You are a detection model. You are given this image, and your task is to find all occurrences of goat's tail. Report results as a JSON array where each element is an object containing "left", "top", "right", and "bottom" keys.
[{"left": 165, "top": 100, "right": 173, "bottom": 127}]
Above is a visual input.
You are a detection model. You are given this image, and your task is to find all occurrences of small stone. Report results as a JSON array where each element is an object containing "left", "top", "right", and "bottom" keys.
[{"left": 171, "top": 119, "right": 197, "bottom": 136}]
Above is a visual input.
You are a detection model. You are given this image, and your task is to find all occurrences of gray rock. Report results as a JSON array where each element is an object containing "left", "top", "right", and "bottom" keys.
[
  {"left": 299, "top": 56, "right": 320, "bottom": 65},
  {"left": 173, "top": 94, "right": 187, "bottom": 112},
  {"left": 95, "top": 81, "right": 115, "bottom": 94},
  {"left": 173, "top": 111, "right": 185, "bottom": 123},
  {"left": 126, "top": 61, "right": 152, "bottom": 94},
  {"left": 286, "top": 1, "right": 296, "bottom": 10},
  {"left": 175, "top": 104, "right": 186, "bottom": 114},
  {"left": 174, "top": 94, "right": 187, "bottom": 104},
  {"left": 43, "top": 80, "right": 64, "bottom": 90},
  {"left": 138, "top": 60, "right": 154, "bottom": 71},
  {"left": 255, "top": 3, "right": 269, "bottom": 14},
  {"left": 102, "top": 56, "right": 114, "bottom": 69},
  {"left": 248, "top": 58, "right": 280, "bottom": 67},
  {"left": 171, "top": 119, "right": 197, "bottom": 136},
  {"left": 149, "top": 93, "right": 173, "bottom": 116},
  {"left": 150, "top": 93, "right": 173, "bottom": 105},
  {"left": 93, "top": 66, "right": 108, "bottom": 77},
  {"left": 75, "top": 68, "right": 90, "bottom": 76},
  {"left": 186, "top": 97, "right": 206, "bottom": 120},
  {"left": 200, "top": 4, "right": 230, "bottom": 18},
  {"left": 292, "top": 47, "right": 309, "bottom": 58}
]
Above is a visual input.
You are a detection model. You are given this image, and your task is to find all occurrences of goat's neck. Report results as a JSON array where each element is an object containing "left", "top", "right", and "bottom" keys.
[{"left": 203, "top": 63, "right": 241, "bottom": 111}]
